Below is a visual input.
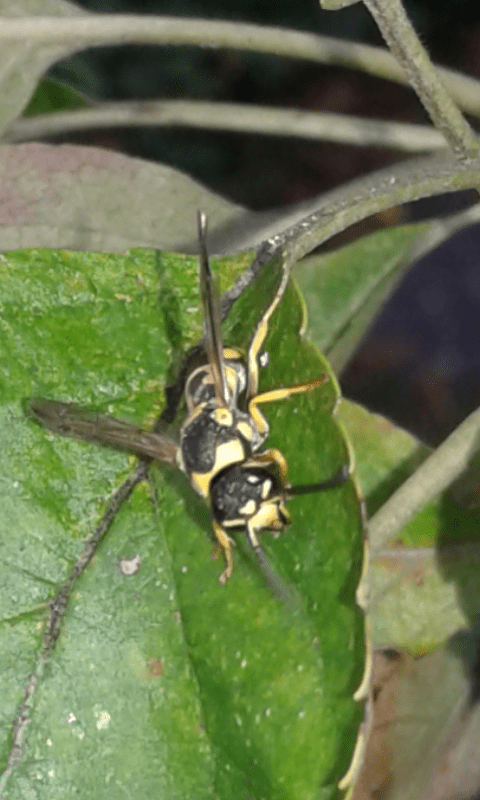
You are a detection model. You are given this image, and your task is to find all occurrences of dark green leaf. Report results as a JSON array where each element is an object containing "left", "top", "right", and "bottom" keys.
[
  {"left": 0, "top": 247, "right": 364, "bottom": 799},
  {"left": 24, "top": 77, "right": 92, "bottom": 116},
  {"left": 295, "top": 224, "right": 432, "bottom": 374}
]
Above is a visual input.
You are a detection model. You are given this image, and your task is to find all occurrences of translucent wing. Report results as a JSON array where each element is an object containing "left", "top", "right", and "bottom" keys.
[
  {"left": 25, "top": 398, "right": 178, "bottom": 464},
  {"left": 197, "top": 211, "right": 228, "bottom": 405}
]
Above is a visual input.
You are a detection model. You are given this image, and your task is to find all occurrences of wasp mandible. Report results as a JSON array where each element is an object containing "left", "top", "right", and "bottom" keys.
[{"left": 26, "top": 214, "right": 348, "bottom": 591}]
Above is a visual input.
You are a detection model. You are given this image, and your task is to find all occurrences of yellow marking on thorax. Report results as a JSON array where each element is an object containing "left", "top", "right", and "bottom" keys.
[
  {"left": 236, "top": 420, "right": 254, "bottom": 442},
  {"left": 213, "top": 407, "right": 233, "bottom": 426},
  {"left": 225, "top": 368, "right": 238, "bottom": 401},
  {"left": 223, "top": 347, "right": 243, "bottom": 360},
  {"left": 190, "top": 439, "right": 247, "bottom": 499}
]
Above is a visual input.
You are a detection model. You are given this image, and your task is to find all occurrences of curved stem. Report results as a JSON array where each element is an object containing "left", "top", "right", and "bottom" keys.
[
  {"left": 369, "top": 406, "right": 480, "bottom": 553},
  {"left": 362, "top": 0, "right": 480, "bottom": 159},
  {"left": 5, "top": 100, "right": 447, "bottom": 152}
]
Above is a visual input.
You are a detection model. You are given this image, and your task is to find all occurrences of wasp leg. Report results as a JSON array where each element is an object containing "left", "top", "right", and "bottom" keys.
[
  {"left": 222, "top": 347, "right": 243, "bottom": 361},
  {"left": 252, "top": 448, "right": 289, "bottom": 486},
  {"left": 248, "top": 375, "right": 329, "bottom": 438},
  {"left": 213, "top": 520, "right": 235, "bottom": 584},
  {"left": 247, "top": 260, "right": 290, "bottom": 398}
]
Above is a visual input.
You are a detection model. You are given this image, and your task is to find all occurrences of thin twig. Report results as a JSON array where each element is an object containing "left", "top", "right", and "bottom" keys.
[
  {"left": 0, "top": 16, "right": 480, "bottom": 119},
  {"left": 360, "top": 0, "right": 480, "bottom": 159},
  {"left": 369, "top": 406, "right": 480, "bottom": 553},
  {"left": 5, "top": 100, "right": 447, "bottom": 152},
  {"left": 207, "top": 150, "right": 480, "bottom": 260}
]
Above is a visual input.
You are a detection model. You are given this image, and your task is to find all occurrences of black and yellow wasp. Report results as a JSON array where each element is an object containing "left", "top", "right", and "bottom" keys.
[{"left": 26, "top": 214, "right": 348, "bottom": 591}]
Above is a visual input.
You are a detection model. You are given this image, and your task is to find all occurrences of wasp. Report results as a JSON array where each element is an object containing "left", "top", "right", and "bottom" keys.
[{"left": 26, "top": 213, "right": 348, "bottom": 593}]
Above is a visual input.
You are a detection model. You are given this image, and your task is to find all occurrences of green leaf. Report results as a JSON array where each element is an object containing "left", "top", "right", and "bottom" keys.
[
  {"left": 0, "top": 247, "right": 364, "bottom": 799},
  {"left": 294, "top": 223, "right": 433, "bottom": 374},
  {"left": 24, "top": 77, "right": 92, "bottom": 116},
  {"left": 338, "top": 398, "right": 480, "bottom": 797},
  {"left": 0, "top": 143, "right": 244, "bottom": 253},
  {"left": 294, "top": 223, "right": 480, "bottom": 657},
  {"left": 338, "top": 400, "right": 480, "bottom": 653},
  {"left": 337, "top": 399, "right": 431, "bottom": 519},
  {"left": 0, "top": 0, "right": 84, "bottom": 136}
]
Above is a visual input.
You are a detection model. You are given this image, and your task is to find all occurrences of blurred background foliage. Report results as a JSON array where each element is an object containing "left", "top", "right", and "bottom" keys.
[{"left": 42, "top": 0, "right": 480, "bottom": 446}]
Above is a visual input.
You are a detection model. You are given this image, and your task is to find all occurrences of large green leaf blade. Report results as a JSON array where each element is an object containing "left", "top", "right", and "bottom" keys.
[
  {"left": 0, "top": 247, "right": 364, "bottom": 799},
  {"left": 0, "top": 248, "right": 216, "bottom": 797},
  {"left": 147, "top": 253, "right": 364, "bottom": 798},
  {"left": 8, "top": 491, "right": 213, "bottom": 798}
]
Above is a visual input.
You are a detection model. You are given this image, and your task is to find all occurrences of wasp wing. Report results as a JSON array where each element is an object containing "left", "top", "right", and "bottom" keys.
[
  {"left": 25, "top": 398, "right": 178, "bottom": 464},
  {"left": 197, "top": 211, "right": 228, "bottom": 405}
]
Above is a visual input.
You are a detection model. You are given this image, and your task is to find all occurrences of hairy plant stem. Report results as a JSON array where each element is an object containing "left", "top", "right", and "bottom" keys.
[
  {"left": 362, "top": 0, "right": 480, "bottom": 160},
  {"left": 369, "top": 406, "right": 480, "bottom": 552}
]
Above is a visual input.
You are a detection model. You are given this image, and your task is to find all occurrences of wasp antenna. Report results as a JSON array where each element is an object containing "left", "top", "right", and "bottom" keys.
[
  {"left": 244, "top": 522, "right": 296, "bottom": 603},
  {"left": 197, "top": 210, "right": 208, "bottom": 260},
  {"left": 248, "top": 540, "right": 297, "bottom": 604},
  {"left": 287, "top": 465, "right": 350, "bottom": 497},
  {"left": 197, "top": 210, "right": 229, "bottom": 405}
]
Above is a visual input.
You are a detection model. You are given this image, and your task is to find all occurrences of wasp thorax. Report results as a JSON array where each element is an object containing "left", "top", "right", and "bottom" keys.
[
  {"left": 213, "top": 407, "right": 233, "bottom": 427},
  {"left": 185, "top": 359, "right": 247, "bottom": 413},
  {"left": 185, "top": 365, "right": 216, "bottom": 410},
  {"left": 179, "top": 400, "right": 253, "bottom": 479}
]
